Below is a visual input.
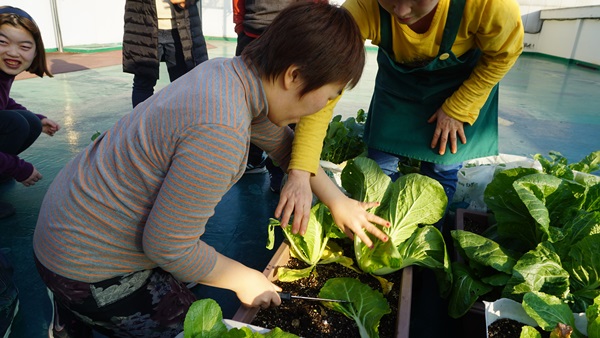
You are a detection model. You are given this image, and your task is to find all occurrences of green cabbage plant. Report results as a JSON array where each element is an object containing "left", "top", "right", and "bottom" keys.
[
  {"left": 341, "top": 157, "right": 452, "bottom": 295},
  {"left": 319, "top": 278, "right": 390, "bottom": 338},
  {"left": 266, "top": 203, "right": 355, "bottom": 281},
  {"left": 450, "top": 150, "right": 600, "bottom": 318},
  {"left": 183, "top": 298, "right": 298, "bottom": 338},
  {"left": 320, "top": 109, "right": 367, "bottom": 164}
]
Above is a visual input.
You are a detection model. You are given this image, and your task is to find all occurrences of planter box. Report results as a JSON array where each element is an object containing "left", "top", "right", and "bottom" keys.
[
  {"left": 232, "top": 241, "right": 412, "bottom": 338},
  {"left": 455, "top": 208, "right": 495, "bottom": 235},
  {"left": 454, "top": 208, "right": 496, "bottom": 338}
]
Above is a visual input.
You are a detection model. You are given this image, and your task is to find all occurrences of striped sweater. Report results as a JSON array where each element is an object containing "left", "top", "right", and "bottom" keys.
[{"left": 33, "top": 57, "right": 293, "bottom": 283}]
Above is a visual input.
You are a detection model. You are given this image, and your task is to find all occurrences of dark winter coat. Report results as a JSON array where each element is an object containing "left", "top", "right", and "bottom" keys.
[{"left": 122, "top": 0, "right": 208, "bottom": 79}]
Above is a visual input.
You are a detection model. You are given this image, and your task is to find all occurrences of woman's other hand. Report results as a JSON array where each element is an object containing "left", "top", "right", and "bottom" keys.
[
  {"left": 275, "top": 169, "right": 313, "bottom": 235},
  {"left": 428, "top": 107, "right": 466, "bottom": 155},
  {"left": 22, "top": 167, "right": 42, "bottom": 187}
]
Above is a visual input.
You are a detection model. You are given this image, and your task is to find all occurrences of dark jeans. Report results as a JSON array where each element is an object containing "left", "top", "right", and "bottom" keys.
[
  {"left": 368, "top": 148, "right": 461, "bottom": 231},
  {"left": 132, "top": 29, "right": 190, "bottom": 107},
  {"left": 0, "top": 110, "right": 42, "bottom": 155},
  {"left": 367, "top": 148, "right": 461, "bottom": 204}
]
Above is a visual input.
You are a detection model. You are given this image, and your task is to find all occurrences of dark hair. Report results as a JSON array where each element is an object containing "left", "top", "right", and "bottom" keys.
[
  {"left": 242, "top": 1, "right": 364, "bottom": 96},
  {"left": 0, "top": 7, "right": 52, "bottom": 78}
]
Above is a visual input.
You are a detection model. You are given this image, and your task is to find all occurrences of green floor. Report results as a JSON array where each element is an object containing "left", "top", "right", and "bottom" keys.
[{"left": 1, "top": 39, "right": 599, "bottom": 337}]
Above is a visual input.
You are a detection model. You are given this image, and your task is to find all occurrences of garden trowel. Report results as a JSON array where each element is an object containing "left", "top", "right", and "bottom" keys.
[{"left": 278, "top": 292, "right": 350, "bottom": 303}]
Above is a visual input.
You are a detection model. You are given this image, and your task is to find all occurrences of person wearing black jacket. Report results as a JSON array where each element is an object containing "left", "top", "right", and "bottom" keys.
[{"left": 123, "top": 0, "right": 208, "bottom": 107}]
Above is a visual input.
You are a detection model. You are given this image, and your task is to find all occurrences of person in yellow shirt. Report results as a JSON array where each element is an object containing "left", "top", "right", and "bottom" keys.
[{"left": 287, "top": 0, "right": 523, "bottom": 229}]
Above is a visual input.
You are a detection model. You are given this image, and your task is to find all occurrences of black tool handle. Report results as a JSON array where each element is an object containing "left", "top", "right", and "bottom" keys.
[{"left": 278, "top": 292, "right": 292, "bottom": 301}]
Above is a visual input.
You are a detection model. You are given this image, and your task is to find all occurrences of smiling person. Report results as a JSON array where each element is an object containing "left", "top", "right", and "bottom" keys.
[
  {"left": 291, "top": 0, "right": 524, "bottom": 226},
  {"left": 0, "top": 6, "right": 60, "bottom": 218},
  {"left": 33, "top": 2, "right": 389, "bottom": 337}
]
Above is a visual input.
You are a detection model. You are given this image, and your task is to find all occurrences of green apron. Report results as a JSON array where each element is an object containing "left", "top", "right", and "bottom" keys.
[{"left": 363, "top": 0, "right": 499, "bottom": 165}]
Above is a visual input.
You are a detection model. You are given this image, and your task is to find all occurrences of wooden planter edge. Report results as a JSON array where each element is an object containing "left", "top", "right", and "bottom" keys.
[{"left": 231, "top": 241, "right": 412, "bottom": 338}]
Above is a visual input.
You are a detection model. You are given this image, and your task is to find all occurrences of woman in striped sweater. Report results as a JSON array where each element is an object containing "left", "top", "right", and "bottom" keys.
[{"left": 33, "top": 2, "right": 390, "bottom": 337}]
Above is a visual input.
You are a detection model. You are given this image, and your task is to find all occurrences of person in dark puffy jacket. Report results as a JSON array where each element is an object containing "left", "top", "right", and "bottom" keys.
[{"left": 122, "top": 0, "right": 208, "bottom": 107}]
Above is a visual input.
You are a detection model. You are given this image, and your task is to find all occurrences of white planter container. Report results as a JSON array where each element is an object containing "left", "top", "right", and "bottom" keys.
[
  {"left": 174, "top": 319, "right": 270, "bottom": 338},
  {"left": 484, "top": 298, "right": 587, "bottom": 338}
]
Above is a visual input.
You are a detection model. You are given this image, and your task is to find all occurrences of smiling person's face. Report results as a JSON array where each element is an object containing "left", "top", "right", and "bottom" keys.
[
  {"left": 265, "top": 66, "right": 344, "bottom": 127},
  {"left": 0, "top": 24, "right": 36, "bottom": 76},
  {"left": 377, "top": 0, "right": 439, "bottom": 26}
]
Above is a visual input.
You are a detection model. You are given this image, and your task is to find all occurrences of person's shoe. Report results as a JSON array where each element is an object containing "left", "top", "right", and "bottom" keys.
[
  {"left": 0, "top": 203, "right": 15, "bottom": 220},
  {"left": 0, "top": 176, "right": 13, "bottom": 185},
  {"left": 244, "top": 162, "right": 267, "bottom": 174},
  {"left": 0, "top": 251, "right": 18, "bottom": 338}
]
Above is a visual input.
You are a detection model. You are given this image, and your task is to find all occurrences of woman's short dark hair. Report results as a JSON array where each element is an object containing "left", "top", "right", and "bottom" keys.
[
  {"left": 0, "top": 11, "right": 52, "bottom": 78},
  {"left": 242, "top": 1, "right": 365, "bottom": 96}
]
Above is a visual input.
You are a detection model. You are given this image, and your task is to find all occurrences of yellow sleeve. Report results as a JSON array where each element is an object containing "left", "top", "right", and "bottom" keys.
[
  {"left": 442, "top": 0, "right": 523, "bottom": 125},
  {"left": 289, "top": 95, "right": 342, "bottom": 174}
]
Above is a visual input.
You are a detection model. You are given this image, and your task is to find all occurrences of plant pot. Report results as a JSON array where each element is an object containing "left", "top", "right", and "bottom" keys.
[{"left": 232, "top": 241, "right": 412, "bottom": 338}]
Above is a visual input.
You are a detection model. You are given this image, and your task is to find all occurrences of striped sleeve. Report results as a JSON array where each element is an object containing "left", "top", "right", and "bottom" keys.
[{"left": 143, "top": 123, "right": 247, "bottom": 282}]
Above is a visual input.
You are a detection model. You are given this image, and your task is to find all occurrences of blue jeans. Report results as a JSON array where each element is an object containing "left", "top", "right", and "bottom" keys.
[
  {"left": 132, "top": 29, "right": 190, "bottom": 107},
  {"left": 367, "top": 148, "right": 461, "bottom": 204}
]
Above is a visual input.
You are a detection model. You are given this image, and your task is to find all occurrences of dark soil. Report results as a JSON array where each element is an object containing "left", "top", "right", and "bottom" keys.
[
  {"left": 488, "top": 318, "right": 549, "bottom": 338},
  {"left": 463, "top": 213, "right": 489, "bottom": 235},
  {"left": 251, "top": 239, "right": 402, "bottom": 338}
]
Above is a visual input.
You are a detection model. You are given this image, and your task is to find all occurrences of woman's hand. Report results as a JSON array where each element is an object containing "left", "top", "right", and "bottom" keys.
[
  {"left": 41, "top": 118, "right": 61, "bottom": 136},
  {"left": 309, "top": 167, "right": 390, "bottom": 248},
  {"left": 275, "top": 169, "right": 313, "bottom": 235},
  {"left": 428, "top": 107, "right": 466, "bottom": 155},
  {"left": 22, "top": 167, "right": 42, "bottom": 187},
  {"left": 327, "top": 197, "right": 389, "bottom": 248},
  {"left": 234, "top": 269, "right": 282, "bottom": 309},
  {"left": 201, "top": 253, "right": 281, "bottom": 309}
]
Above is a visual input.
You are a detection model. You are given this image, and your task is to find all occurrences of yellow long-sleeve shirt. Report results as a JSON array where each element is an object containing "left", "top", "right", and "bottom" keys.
[{"left": 291, "top": 0, "right": 523, "bottom": 174}]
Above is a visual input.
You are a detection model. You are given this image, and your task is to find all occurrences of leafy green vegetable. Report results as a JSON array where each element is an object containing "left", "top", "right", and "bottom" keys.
[
  {"left": 450, "top": 150, "right": 600, "bottom": 320},
  {"left": 341, "top": 157, "right": 451, "bottom": 294},
  {"left": 267, "top": 203, "right": 353, "bottom": 281},
  {"left": 448, "top": 262, "right": 493, "bottom": 318},
  {"left": 520, "top": 325, "right": 543, "bottom": 338},
  {"left": 319, "top": 277, "right": 390, "bottom": 338},
  {"left": 534, "top": 151, "right": 600, "bottom": 179},
  {"left": 503, "top": 242, "right": 570, "bottom": 302},
  {"left": 183, "top": 299, "right": 299, "bottom": 338},
  {"left": 522, "top": 291, "right": 582, "bottom": 338},
  {"left": 586, "top": 295, "right": 600, "bottom": 338},
  {"left": 91, "top": 131, "right": 101, "bottom": 142},
  {"left": 320, "top": 109, "right": 367, "bottom": 164},
  {"left": 184, "top": 298, "right": 227, "bottom": 338}
]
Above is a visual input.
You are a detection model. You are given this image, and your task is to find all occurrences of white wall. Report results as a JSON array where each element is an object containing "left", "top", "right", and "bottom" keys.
[
  {"left": 522, "top": 5, "right": 600, "bottom": 66},
  {"left": 0, "top": 0, "right": 58, "bottom": 49},
  {"left": 573, "top": 19, "right": 600, "bottom": 66},
  {"left": 533, "top": 20, "right": 579, "bottom": 59},
  {"left": 519, "top": 0, "right": 600, "bottom": 14}
]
